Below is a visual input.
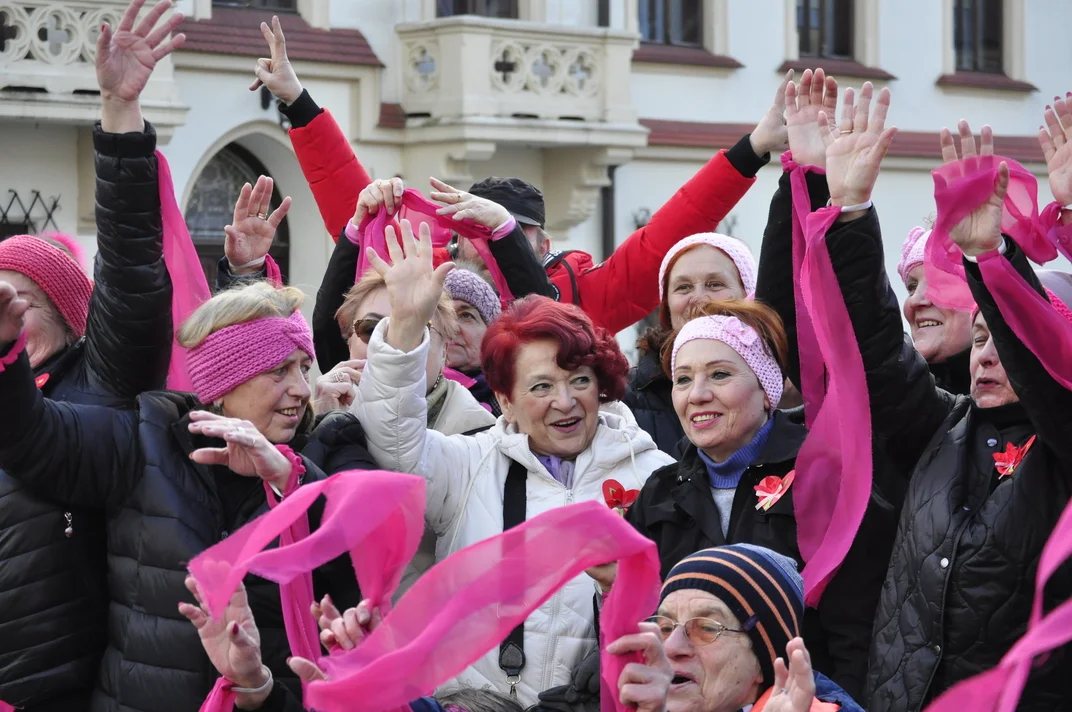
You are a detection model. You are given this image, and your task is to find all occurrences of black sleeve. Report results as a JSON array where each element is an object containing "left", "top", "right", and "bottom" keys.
[
  {"left": 724, "top": 133, "right": 773, "bottom": 179},
  {"left": 823, "top": 209, "right": 956, "bottom": 475},
  {"left": 0, "top": 343, "right": 138, "bottom": 510},
  {"left": 236, "top": 678, "right": 307, "bottom": 712},
  {"left": 754, "top": 169, "right": 830, "bottom": 389},
  {"left": 215, "top": 256, "right": 268, "bottom": 294},
  {"left": 485, "top": 223, "right": 558, "bottom": 300},
  {"left": 279, "top": 89, "right": 323, "bottom": 130},
  {"left": 83, "top": 121, "right": 173, "bottom": 398},
  {"left": 302, "top": 411, "right": 379, "bottom": 475},
  {"left": 965, "top": 241, "right": 1072, "bottom": 462},
  {"left": 312, "top": 231, "right": 360, "bottom": 373}
]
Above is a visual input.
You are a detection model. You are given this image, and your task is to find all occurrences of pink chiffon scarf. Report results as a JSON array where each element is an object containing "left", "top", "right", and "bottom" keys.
[
  {"left": 782, "top": 153, "right": 874, "bottom": 607},
  {"left": 189, "top": 470, "right": 660, "bottom": 712}
]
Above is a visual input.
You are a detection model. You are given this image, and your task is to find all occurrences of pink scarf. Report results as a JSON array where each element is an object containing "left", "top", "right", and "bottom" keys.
[
  {"left": 782, "top": 153, "right": 875, "bottom": 606},
  {"left": 191, "top": 471, "right": 660, "bottom": 712},
  {"left": 926, "top": 155, "right": 1066, "bottom": 310},
  {"left": 351, "top": 189, "right": 515, "bottom": 303},
  {"left": 0, "top": 700, "right": 14, "bottom": 711},
  {"left": 157, "top": 151, "right": 212, "bottom": 392}
]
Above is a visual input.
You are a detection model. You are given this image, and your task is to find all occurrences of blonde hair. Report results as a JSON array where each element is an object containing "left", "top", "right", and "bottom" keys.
[
  {"left": 177, "top": 281, "right": 306, "bottom": 349},
  {"left": 336, "top": 270, "right": 459, "bottom": 341}
]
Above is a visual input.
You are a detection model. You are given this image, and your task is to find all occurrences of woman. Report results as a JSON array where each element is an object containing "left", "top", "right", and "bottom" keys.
[
  {"left": 897, "top": 227, "right": 973, "bottom": 394},
  {"left": 811, "top": 99, "right": 1071, "bottom": 709},
  {"left": 443, "top": 262, "right": 502, "bottom": 415},
  {"left": 624, "top": 233, "right": 759, "bottom": 455},
  {"left": 0, "top": 1, "right": 181, "bottom": 708},
  {"left": 354, "top": 219, "right": 674, "bottom": 705},
  {"left": 0, "top": 281, "right": 369, "bottom": 712}
]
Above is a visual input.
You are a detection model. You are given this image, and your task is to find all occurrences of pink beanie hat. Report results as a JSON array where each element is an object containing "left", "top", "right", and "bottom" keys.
[
  {"left": 444, "top": 267, "right": 501, "bottom": 324},
  {"left": 897, "top": 227, "right": 930, "bottom": 286},
  {"left": 0, "top": 235, "right": 92, "bottom": 338},
  {"left": 658, "top": 233, "right": 758, "bottom": 299},
  {"left": 672, "top": 315, "right": 784, "bottom": 409},
  {"left": 186, "top": 309, "right": 315, "bottom": 404}
]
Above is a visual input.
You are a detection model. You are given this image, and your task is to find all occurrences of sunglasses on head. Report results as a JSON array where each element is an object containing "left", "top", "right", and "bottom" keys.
[{"left": 352, "top": 316, "right": 438, "bottom": 344}]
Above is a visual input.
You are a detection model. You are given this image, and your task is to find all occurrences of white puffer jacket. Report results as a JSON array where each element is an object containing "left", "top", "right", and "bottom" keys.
[{"left": 358, "top": 320, "right": 674, "bottom": 705}]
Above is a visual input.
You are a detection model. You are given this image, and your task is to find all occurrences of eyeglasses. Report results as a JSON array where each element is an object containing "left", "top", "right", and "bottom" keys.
[
  {"left": 646, "top": 616, "right": 752, "bottom": 646},
  {"left": 351, "top": 316, "right": 439, "bottom": 344}
]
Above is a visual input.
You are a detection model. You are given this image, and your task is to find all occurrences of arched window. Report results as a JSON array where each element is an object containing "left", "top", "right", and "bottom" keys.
[{"left": 184, "top": 144, "right": 290, "bottom": 286}]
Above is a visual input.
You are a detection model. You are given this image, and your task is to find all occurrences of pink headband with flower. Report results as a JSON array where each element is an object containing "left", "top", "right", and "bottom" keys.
[
  {"left": 659, "top": 233, "right": 758, "bottom": 299},
  {"left": 186, "top": 309, "right": 314, "bottom": 404},
  {"left": 897, "top": 227, "right": 930, "bottom": 286},
  {"left": 671, "top": 315, "right": 783, "bottom": 409}
]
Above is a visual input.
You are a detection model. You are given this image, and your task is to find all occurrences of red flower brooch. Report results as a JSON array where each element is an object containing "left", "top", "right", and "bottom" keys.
[
  {"left": 993, "top": 435, "right": 1036, "bottom": 478},
  {"left": 603, "top": 479, "right": 639, "bottom": 516},
  {"left": 754, "top": 471, "right": 795, "bottom": 511},
  {"left": 34, "top": 373, "right": 49, "bottom": 389}
]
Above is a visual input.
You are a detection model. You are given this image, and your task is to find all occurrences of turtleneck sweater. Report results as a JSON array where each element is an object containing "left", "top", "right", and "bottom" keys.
[{"left": 697, "top": 417, "right": 775, "bottom": 535}]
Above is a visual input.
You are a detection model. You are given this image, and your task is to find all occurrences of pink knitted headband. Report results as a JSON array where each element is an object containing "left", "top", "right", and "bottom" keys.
[
  {"left": 0, "top": 235, "right": 92, "bottom": 338},
  {"left": 897, "top": 227, "right": 930, "bottom": 286},
  {"left": 658, "top": 233, "right": 758, "bottom": 299},
  {"left": 186, "top": 309, "right": 315, "bottom": 404},
  {"left": 671, "top": 315, "right": 783, "bottom": 409}
]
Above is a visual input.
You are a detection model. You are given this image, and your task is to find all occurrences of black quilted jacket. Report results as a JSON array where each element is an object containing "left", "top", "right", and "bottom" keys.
[
  {"left": 0, "top": 345, "right": 370, "bottom": 712},
  {"left": 818, "top": 211, "right": 1072, "bottom": 712},
  {"left": 0, "top": 124, "right": 173, "bottom": 712}
]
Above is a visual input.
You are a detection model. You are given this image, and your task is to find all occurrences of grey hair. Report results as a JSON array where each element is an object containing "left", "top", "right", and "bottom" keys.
[{"left": 435, "top": 688, "right": 523, "bottom": 712}]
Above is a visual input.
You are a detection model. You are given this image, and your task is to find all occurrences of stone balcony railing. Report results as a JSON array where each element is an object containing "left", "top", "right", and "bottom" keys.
[
  {"left": 0, "top": 0, "right": 185, "bottom": 127},
  {"left": 395, "top": 15, "right": 640, "bottom": 128}
]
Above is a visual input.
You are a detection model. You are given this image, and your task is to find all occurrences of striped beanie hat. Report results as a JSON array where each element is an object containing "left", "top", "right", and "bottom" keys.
[
  {"left": 0, "top": 235, "right": 92, "bottom": 338},
  {"left": 660, "top": 544, "right": 804, "bottom": 687}
]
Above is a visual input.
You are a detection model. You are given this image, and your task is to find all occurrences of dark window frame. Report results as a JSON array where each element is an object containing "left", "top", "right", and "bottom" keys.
[
  {"left": 797, "top": 0, "right": 854, "bottom": 60},
  {"left": 211, "top": 0, "right": 299, "bottom": 10},
  {"left": 638, "top": 0, "right": 703, "bottom": 47},
  {"left": 436, "top": 0, "right": 519, "bottom": 18},
  {"left": 954, "top": 0, "right": 1004, "bottom": 74}
]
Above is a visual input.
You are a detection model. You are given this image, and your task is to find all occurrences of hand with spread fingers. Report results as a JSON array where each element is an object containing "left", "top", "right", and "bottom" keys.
[
  {"left": 352, "top": 177, "right": 406, "bottom": 228},
  {"left": 250, "top": 15, "right": 303, "bottom": 106},
  {"left": 97, "top": 0, "right": 186, "bottom": 132},
  {"left": 186, "top": 411, "right": 293, "bottom": 491},
  {"left": 759, "top": 638, "right": 816, "bottom": 712},
  {"left": 607, "top": 622, "right": 673, "bottom": 712},
  {"left": 313, "top": 359, "right": 364, "bottom": 413},
  {"left": 939, "top": 120, "right": 1008, "bottom": 256},
  {"left": 1038, "top": 92, "right": 1072, "bottom": 208},
  {"left": 225, "top": 176, "right": 292, "bottom": 275},
  {"left": 818, "top": 81, "right": 898, "bottom": 217},
  {"left": 178, "top": 566, "right": 273, "bottom": 708},
  {"left": 750, "top": 70, "right": 793, "bottom": 157},
  {"left": 785, "top": 68, "right": 839, "bottom": 168},
  {"left": 0, "top": 281, "right": 29, "bottom": 348},
  {"left": 430, "top": 177, "right": 512, "bottom": 230}
]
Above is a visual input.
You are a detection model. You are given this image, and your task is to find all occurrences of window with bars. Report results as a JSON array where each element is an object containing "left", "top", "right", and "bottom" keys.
[
  {"left": 954, "top": 0, "right": 1003, "bottom": 73},
  {"left": 437, "top": 0, "right": 519, "bottom": 18},
  {"left": 638, "top": 0, "right": 703, "bottom": 47},
  {"left": 797, "top": 0, "right": 853, "bottom": 59},
  {"left": 212, "top": 0, "right": 299, "bottom": 10}
]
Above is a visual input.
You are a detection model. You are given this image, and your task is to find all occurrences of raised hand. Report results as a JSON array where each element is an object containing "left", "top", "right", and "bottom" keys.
[
  {"left": 430, "top": 177, "right": 512, "bottom": 230},
  {"left": 940, "top": 121, "right": 1008, "bottom": 256},
  {"left": 225, "top": 176, "right": 292, "bottom": 275},
  {"left": 818, "top": 82, "right": 897, "bottom": 212},
  {"left": 785, "top": 68, "right": 839, "bottom": 168},
  {"left": 186, "top": 411, "right": 293, "bottom": 491},
  {"left": 761, "top": 638, "right": 816, "bottom": 712},
  {"left": 0, "top": 282, "right": 29, "bottom": 347},
  {"left": 97, "top": 0, "right": 185, "bottom": 114},
  {"left": 250, "top": 16, "right": 303, "bottom": 106},
  {"left": 178, "top": 569, "right": 272, "bottom": 705},
  {"left": 749, "top": 70, "right": 793, "bottom": 157},
  {"left": 353, "top": 178, "right": 405, "bottom": 227},
  {"left": 367, "top": 219, "right": 454, "bottom": 352},
  {"left": 607, "top": 622, "right": 673, "bottom": 712},
  {"left": 1039, "top": 92, "right": 1072, "bottom": 206}
]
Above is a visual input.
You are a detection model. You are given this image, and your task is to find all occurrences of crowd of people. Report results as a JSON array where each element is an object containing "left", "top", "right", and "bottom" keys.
[{"left": 1, "top": 2, "right": 1070, "bottom": 712}]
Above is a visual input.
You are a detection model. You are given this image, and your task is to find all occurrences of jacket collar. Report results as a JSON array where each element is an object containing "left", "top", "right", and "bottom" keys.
[
  {"left": 32, "top": 337, "right": 84, "bottom": 389},
  {"left": 753, "top": 408, "right": 807, "bottom": 466},
  {"left": 634, "top": 348, "right": 669, "bottom": 391}
]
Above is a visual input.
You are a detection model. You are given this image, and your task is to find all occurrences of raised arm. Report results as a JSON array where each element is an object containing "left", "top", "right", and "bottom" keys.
[
  {"left": 83, "top": 0, "right": 188, "bottom": 396},
  {"left": 214, "top": 176, "right": 292, "bottom": 292}
]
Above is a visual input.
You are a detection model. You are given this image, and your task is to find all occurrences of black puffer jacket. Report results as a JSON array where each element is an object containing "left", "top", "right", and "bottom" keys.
[
  {"left": 0, "top": 124, "right": 172, "bottom": 712},
  {"left": 622, "top": 348, "right": 681, "bottom": 456},
  {"left": 0, "top": 345, "right": 369, "bottom": 712},
  {"left": 818, "top": 212, "right": 1072, "bottom": 711}
]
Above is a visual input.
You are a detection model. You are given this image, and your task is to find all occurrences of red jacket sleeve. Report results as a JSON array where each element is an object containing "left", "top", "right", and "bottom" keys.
[
  {"left": 289, "top": 109, "right": 373, "bottom": 242},
  {"left": 572, "top": 149, "right": 755, "bottom": 334}
]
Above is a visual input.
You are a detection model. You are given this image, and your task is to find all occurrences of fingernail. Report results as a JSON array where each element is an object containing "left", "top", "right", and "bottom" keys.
[{"left": 231, "top": 622, "right": 239, "bottom": 635}]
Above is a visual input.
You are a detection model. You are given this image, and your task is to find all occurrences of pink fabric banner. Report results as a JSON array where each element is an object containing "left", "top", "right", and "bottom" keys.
[
  {"left": 157, "top": 151, "right": 213, "bottom": 392},
  {"left": 353, "top": 189, "right": 515, "bottom": 304},
  {"left": 0, "top": 700, "right": 15, "bottom": 711}
]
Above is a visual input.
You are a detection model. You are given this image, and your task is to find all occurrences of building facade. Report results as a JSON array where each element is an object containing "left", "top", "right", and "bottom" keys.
[{"left": 1, "top": 0, "right": 1070, "bottom": 360}]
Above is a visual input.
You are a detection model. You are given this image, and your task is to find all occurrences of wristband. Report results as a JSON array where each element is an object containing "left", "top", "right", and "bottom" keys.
[
  {"left": 229, "top": 256, "right": 267, "bottom": 271},
  {"left": 828, "top": 198, "right": 873, "bottom": 213},
  {"left": 230, "top": 665, "right": 272, "bottom": 695}
]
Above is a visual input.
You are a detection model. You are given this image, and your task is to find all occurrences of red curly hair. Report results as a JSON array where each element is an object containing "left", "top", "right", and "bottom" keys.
[{"left": 481, "top": 295, "right": 629, "bottom": 403}]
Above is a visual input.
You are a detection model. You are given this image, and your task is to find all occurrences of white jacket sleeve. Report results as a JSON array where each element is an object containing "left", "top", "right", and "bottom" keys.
[{"left": 356, "top": 318, "right": 480, "bottom": 535}]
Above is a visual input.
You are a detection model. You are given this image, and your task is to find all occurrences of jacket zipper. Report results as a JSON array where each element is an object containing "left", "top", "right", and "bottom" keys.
[{"left": 537, "top": 485, "right": 573, "bottom": 692}]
